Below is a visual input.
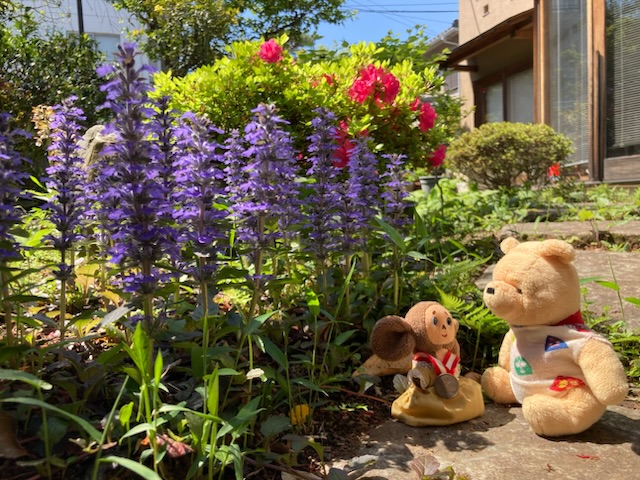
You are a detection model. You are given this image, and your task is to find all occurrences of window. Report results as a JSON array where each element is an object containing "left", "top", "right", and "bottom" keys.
[
  {"left": 485, "top": 84, "right": 504, "bottom": 122},
  {"left": 87, "top": 33, "right": 121, "bottom": 61},
  {"left": 508, "top": 69, "right": 533, "bottom": 123},
  {"left": 606, "top": 0, "right": 640, "bottom": 159},
  {"left": 476, "top": 66, "right": 533, "bottom": 125},
  {"left": 546, "top": 0, "right": 588, "bottom": 166}
]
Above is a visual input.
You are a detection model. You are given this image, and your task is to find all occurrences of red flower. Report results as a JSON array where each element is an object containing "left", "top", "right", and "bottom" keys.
[
  {"left": 548, "top": 162, "right": 561, "bottom": 178},
  {"left": 418, "top": 101, "right": 437, "bottom": 132},
  {"left": 323, "top": 73, "right": 335, "bottom": 86},
  {"left": 428, "top": 145, "right": 446, "bottom": 168},
  {"left": 333, "top": 120, "right": 354, "bottom": 168},
  {"left": 258, "top": 39, "right": 283, "bottom": 63},
  {"left": 348, "top": 64, "right": 399, "bottom": 106}
]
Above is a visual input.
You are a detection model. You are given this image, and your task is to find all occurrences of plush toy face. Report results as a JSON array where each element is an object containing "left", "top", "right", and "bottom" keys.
[
  {"left": 369, "top": 301, "right": 460, "bottom": 362},
  {"left": 484, "top": 238, "right": 581, "bottom": 327},
  {"left": 424, "top": 304, "right": 456, "bottom": 346}
]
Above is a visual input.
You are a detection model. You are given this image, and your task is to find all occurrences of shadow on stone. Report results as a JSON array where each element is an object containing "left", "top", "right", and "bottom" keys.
[{"left": 546, "top": 409, "right": 640, "bottom": 455}]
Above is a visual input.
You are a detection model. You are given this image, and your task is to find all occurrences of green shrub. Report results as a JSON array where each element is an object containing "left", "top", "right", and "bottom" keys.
[
  {"left": 153, "top": 36, "right": 462, "bottom": 174},
  {"left": 446, "top": 122, "right": 573, "bottom": 189}
]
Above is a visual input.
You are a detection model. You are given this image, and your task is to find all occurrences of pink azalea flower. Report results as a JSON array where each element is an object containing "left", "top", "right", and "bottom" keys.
[
  {"left": 348, "top": 64, "right": 399, "bottom": 105},
  {"left": 333, "top": 120, "right": 354, "bottom": 168},
  {"left": 258, "top": 39, "right": 283, "bottom": 63},
  {"left": 428, "top": 144, "right": 446, "bottom": 168},
  {"left": 418, "top": 101, "right": 437, "bottom": 132}
]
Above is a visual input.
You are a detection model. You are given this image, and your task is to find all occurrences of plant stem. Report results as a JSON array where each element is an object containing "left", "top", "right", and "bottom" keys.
[
  {"left": 59, "top": 249, "right": 68, "bottom": 339},
  {"left": 1, "top": 265, "right": 14, "bottom": 349}
]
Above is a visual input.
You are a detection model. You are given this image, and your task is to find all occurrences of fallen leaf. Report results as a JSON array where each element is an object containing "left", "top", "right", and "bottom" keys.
[
  {"left": 144, "top": 433, "right": 194, "bottom": 458},
  {"left": 0, "top": 411, "right": 28, "bottom": 459}
]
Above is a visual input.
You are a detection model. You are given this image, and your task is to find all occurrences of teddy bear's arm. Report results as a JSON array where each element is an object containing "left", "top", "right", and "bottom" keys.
[
  {"left": 577, "top": 339, "right": 628, "bottom": 405},
  {"left": 497, "top": 329, "right": 515, "bottom": 371}
]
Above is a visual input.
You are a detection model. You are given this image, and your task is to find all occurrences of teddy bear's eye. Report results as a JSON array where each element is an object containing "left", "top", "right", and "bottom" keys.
[
  {"left": 446, "top": 317, "right": 452, "bottom": 326},
  {"left": 432, "top": 316, "right": 438, "bottom": 326},
  {"left": 517, "top": 288, "right": 523, "bottom": 294}
]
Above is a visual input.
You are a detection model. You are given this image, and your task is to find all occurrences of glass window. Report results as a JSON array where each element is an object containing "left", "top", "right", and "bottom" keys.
[
  {"left": 88, "top": 33, "right": 121, "bottom": 61},
  {"left": 508, "top": 69, "right": 534, "bottom": 123},
  {"left": 546, "top": 0, "right": 588, "bottom": 165},
  {"left": 485, "top": 83, "right": 504, "bottom": 123},
  {"left": 606, "top": 0, "right": 640, "bottom": 159}
]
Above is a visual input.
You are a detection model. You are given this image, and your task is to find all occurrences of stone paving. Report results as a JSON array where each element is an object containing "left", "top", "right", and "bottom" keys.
[{"left": 330, "top": 221, "right": 640, "bottom": 479}]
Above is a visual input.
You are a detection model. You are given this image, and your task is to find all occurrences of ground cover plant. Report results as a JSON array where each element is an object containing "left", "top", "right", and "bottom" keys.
[
  {"left": 1, "top": 38, "right": 639, "bottom": 480},
  {"left": 0, "top": 41, "right": 495, "bottom": 479}
]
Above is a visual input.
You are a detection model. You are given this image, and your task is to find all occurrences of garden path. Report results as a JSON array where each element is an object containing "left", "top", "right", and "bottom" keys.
[{"left": 329, "top": 220, "right": 640, "bottom": 479}]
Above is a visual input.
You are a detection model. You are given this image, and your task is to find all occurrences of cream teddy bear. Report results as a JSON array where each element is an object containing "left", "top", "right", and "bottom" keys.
[{"left": 481, "top": 238, "right": 628, "bottom": 436}]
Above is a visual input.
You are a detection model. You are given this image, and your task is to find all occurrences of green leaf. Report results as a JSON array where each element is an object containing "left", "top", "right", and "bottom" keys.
[
  {"left": 206, "top": 368, "right": 219, "bottom": 417},
  {"left": 1, "top": 397, "right": 101, "bottom": 442},
  {"left": 595, "top": 280, "right": 620, "bottom": 291},
  {"left": 292, "top": 378, "right": 328, "bottom": 395},
  {"left": 153, "top": 350, "right": 163, "bottom": 387},
  {"left": 624, "top": 296, "right": 640, "bottom": 306},
  {"left": 334, "top": 329, "right": 357, "bottom": 346},
  {"left": 99, "top": 456, "right": 162, "bottom": 480},
  {"left": 260, "top": 336, "right": 288, "bottom": 370},
  {"left": 305, "top": 288, "right": 320, "bottom": 318},
  {"left": 374, "top": 216, "right": 406, "bottom": 252},
  {"left": 119, "top": 402, "right": 134, "bottom": 427},
  {"left": 120, "top": 420, "right": 165, "bottom": 441},
  {"left": 0, "top": 369, "right": 52, "bottom": 390},
  {"left": 259, "top": 415, "right": 290, "bottom": 438},
  {"left": 245, "top": 310, "right": 278, "bottom": 335},
  {"left": 99, "top": 304, "right": 134, "bottom": 328}
]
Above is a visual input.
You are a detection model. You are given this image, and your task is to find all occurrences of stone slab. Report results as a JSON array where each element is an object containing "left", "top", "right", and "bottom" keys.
[{"left": 331, "top": 404, "right": 640, "bottom": 480}]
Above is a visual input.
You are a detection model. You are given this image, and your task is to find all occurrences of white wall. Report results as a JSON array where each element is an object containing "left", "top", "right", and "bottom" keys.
[{"left": 23, "top": 0, "right": 156, "bottom": 66}]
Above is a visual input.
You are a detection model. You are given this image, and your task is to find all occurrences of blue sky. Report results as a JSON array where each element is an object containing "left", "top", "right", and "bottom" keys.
[{"left": 314, "top": 1, "right": 459, "bottom": 48}]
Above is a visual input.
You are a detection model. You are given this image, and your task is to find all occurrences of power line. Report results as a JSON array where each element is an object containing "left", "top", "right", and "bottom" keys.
[{"left": 353, "top": 9, "right": 457, "bottom": 13}]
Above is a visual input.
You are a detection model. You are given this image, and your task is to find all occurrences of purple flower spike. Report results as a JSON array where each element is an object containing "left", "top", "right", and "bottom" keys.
[
  {"left": 228, "top": 103, "right": 302, "bottom": 251},
  {"left": 335, "top": 137, "right": 382, "bottom": 253},
  {"left": 44, "top": 97, "right": 87, "bottom": 255},
  {"left": 381, "top": 153, "right": 410, "bottom": 231},
  {"left": 89, "top": 44, "right": 175, "bottom": 295},
  {"left": 303, "top": 108, "right": 342, "bottom": 261},
  {"left": 0, "top": 114, "right": 31, "bottom": 263},
  {"left": 173, "top": 112, "right": 227, "bottom": 281}
]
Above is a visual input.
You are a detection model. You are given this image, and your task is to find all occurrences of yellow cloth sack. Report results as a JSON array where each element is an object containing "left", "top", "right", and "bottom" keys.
[{"left": 391, "top": 376, "right": 485, "bottom": 427}]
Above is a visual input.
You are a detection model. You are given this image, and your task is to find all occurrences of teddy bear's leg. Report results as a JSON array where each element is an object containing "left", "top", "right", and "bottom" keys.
[
  {"left": 481, "top": 366, "right": 518, "bottom": 404},
  {"left": 522, "top": 387, "right": 606, "bottom": 436}
]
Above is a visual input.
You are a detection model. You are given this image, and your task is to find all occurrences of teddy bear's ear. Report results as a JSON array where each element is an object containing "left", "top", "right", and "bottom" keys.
[
  {"left": 500, "top": 237, "right": 520, "bottom": 254},
  {"left": 370, "top": 315, "right": 416, "bottom": 362},
  {"left": 536, "top": 239, "right": 575, "bottom": 264}
]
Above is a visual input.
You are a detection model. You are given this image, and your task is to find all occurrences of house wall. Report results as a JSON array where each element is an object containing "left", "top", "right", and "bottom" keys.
[
  {"left": 459, "top": 0, "right": 534, "bottom": 43},
  {"left": 23, "top": 0, "right": 154, "bottom": 65},
  {"left": 458, "top": 0, "right": 534, "bottom": 129}
]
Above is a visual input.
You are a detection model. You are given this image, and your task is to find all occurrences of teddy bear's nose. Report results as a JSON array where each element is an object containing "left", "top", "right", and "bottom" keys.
[{"left": 486, "top": 287, "right": 495, "bottom": 295}]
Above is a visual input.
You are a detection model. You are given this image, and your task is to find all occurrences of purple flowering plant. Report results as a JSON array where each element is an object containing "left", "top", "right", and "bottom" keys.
[
  {"left": 0, "top": 113, "right": 31, "bottom": 348},
  {"left": 0, "top": 42, "right": 454, "bottom": 478}
]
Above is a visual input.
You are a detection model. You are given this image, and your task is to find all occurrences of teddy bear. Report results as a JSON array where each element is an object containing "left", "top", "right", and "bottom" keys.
[
  {"left": 370, "top": 301, "right": 485, "bottom": 426},
  {"left": 481, "top": 237, "right": 629, "bottom": 436}
]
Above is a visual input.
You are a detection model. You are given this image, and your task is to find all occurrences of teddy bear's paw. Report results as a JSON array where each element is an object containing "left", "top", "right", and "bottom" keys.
[
  {"left": 522, "top": 390, "right": 606, "bottom": 437},
  {"left": 481, "top": 367, "right": 517, "bottom": 404}
]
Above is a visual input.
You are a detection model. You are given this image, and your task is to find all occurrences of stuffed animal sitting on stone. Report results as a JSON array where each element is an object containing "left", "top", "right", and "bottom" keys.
[
  {"left": 370, "top": 301, "right": 484, "bottom": 426},
  {"left": 481, "top": 238, "right": 629, "bottom": 436}
]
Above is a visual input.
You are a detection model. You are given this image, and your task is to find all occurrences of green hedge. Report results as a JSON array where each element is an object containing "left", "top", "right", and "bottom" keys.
[{"left": 447, "top": 122, "right": 573, "bottom": 189}]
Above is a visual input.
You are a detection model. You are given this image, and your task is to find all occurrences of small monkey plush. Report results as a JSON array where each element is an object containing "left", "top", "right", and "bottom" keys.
[
  {"left": 370, "top": 301, "right": 484, "bottom": 426},
  {"left": 371, "top": 301, "right": 461, "bottom": 398}
]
